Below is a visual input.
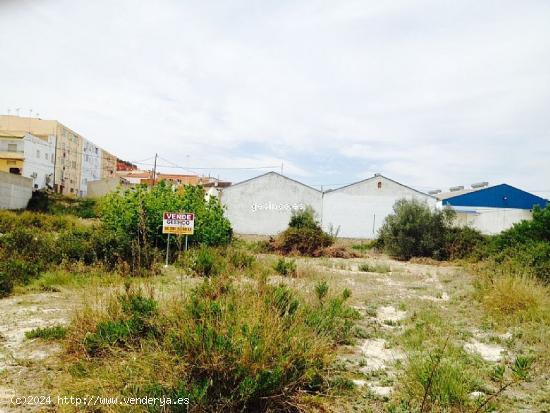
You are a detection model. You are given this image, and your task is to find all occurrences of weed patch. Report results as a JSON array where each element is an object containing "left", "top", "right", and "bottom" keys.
[{"left": 25, "top": 325, "right": 67, "bottom": 340}]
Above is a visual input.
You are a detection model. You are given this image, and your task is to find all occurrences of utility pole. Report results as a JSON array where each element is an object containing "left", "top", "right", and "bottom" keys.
[{"left": 152, "top": 153, "right": 158, "bottom": 185}]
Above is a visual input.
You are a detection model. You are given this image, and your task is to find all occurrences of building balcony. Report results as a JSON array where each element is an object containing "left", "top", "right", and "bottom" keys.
[{"left": 0, "top": 151, "right": 25, "bottom": 160}]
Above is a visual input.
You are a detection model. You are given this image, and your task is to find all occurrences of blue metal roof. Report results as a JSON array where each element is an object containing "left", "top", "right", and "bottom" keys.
[{"left": 442, "top": 184, "right": 549, "bottom": 210}]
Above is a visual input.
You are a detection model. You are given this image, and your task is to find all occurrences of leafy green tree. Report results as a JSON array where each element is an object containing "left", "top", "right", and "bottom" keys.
[
  {"left": 377, "top": 199, "right": 456, "bottom": 260},
  {"left": 99, "top": 182, "right": 232, "bottom": 250}
]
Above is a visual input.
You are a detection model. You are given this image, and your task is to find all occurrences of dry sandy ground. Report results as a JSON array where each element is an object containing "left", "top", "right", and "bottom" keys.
[
  {"left": 0, "top": 290, "right": 79, "bottom": 412},
  {"left": 0, "top": 255, "right": 545, "bottom": 412}
]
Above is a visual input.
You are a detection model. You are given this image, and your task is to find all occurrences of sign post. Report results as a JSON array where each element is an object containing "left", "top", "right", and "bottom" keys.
[{"left": 162, "top": 212, "right": 194, "bottom": 266}]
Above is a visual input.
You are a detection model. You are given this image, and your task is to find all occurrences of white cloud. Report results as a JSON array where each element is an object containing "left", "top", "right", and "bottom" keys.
[{"left": 0, "top": 0, "right": 549, "bottom": 195}]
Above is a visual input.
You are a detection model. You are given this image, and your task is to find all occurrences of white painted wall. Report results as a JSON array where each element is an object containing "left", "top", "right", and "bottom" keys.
[
  {"left": 220, "top": 172, "right": 322, "bottom": 235},
  {"left": 451, "top": 206, "right": 532, "bottom": 235},
  {"left": 79, "top": 139, "right": 102, "bottom": 196},
  {"left": 4, "top": 134, "right": 56, "bottom": 190},
  {"left": 0, "top": 171, "right": 32, "bottom": 209},
  {"left": 322, "top": 176, "right": 436, "bottom": 238}
]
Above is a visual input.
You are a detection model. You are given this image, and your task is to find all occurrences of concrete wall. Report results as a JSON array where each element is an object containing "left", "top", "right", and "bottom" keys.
[
  {"left": 220, "top": 172, "right": 322, "bottom": 235},
  {"left": 322, "top": 176, "right": 436, "bottom": 238},
  {"left": 87, "top": 177, "right": 131, "bottom": 198},
  {"left": 453, "top": 207, "right": 532, "bottom": 235},
  {"left": 0, "top": 171, "right": 32, "bottom": 210}
]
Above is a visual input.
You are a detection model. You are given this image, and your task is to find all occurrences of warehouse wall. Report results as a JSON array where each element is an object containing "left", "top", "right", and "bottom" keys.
[
  {"left": 0, "top": 171, "right": 32, "bottom": 210},
  {"left": 453, "top": 207, "right": 532, "bottom": 235},
  {"left": 322, "top": 176, "right": 436, "bottom": 238},
  {"left": 220, "top": 172, "right": 322, "bottom": 235}
]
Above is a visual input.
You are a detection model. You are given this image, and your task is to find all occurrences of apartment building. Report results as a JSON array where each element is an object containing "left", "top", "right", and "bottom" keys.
[
  {"left": 0, "top": 115, "right": 117, "bottom": 195},
  {"left": 0, "top": 132, "right": 56, "bottom": 189}
]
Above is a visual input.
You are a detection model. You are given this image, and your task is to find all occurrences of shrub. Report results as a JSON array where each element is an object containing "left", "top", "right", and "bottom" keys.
[
  {"left": 65, "top": 278, "right": 359, "bottom": 411},
  {"left": 228, "top": 248, "right": 255, "bottom": 270},
  {"left": 271, "top": 207, "right": 334, "bottom": 256},
  {"left": 100, "top": 182, "right": 232, "bottom": 250},
  {"left": 358, "top": 262, "right": 390, "bottom": 273},
  {"left": 27, "top": 190, "right": 98, "bottom": 218},
  {"left": 25, "top": 325, "right": 68, "bottom": 340},
  {"left": 0, "top": 271, "right": 13, "bottom": 297},
  {"left": 400, "top": 345, "right": 479, "bottom": 409},
  {"left": 377, "top": 199, "right": 457, "bottom": 260},
  {"left": 445, "top": 226, "right": 486, "bottom": 260},
  {"left": 83, "top": 287, "right": 159, "bottom": 356},
  {"left": 274, "top": 257, "right": 297, "bottom": 277}
]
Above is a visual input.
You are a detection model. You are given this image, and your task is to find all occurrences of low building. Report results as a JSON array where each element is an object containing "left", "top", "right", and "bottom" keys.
[
  {"left": 0, "top": 132, "right": 55, "bottom": 189},
  {"left": 322, "top": 174, "right": 437, "bottom": 238},
  {"left": 438, "top": 184, "right": 549, "bottom": 234}
]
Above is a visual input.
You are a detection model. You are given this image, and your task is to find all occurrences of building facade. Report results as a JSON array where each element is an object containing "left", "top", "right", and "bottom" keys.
[
  {"left": 0, "top": 132, "right": 55, "bottom": 189},
  {"left": 439, "top": 184, "right": 549, "bottom": 234},
  {"left": 80, "top": 139, "right": 102, "bottom": 196},
  {"left": 220, "top": 172, "right": 437, "bottom": 238},
  {"left": 220, "top": 172, "right": 322, "bottom": 236},
  {"left": 322, "top": 174, "right": 437, "bottom": 238},
  {"left": 0, "top": 115, "right": 118, "bottom": 195}
]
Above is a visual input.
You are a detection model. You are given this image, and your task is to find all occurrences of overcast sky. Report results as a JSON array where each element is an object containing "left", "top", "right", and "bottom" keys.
[{"left": 1, "top": 0, "right": 549, "bottom": 195}]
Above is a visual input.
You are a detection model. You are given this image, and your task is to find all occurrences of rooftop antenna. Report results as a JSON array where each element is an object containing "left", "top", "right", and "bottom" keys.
[
  {"left": 28, "top": 109, "right": 33, "bottom": 133},
  {"left": 280, "top": 161, "right": 284, "bottom": 175},
  {"left": 15, "top": 107, "right": 20, "bottom": 117}
]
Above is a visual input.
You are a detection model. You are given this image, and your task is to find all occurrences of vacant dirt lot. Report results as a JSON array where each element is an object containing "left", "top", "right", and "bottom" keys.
[{"left": 0, "top": 254, "right": 547, "bottom": 412}]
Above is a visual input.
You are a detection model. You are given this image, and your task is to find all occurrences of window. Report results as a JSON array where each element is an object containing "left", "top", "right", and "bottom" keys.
[
  {"left": 37, "top": 150, "right": 40, "bottom": 158},
  {"left": 377, "top": 181, "right": 382, "bottom": 189},
  {"left": 7, "top": 144, "right": 17, "bottom": 152},
  {"left": 72, "top": 161, "right": 76, "bottom": 168},
  {"left": 85, "top": 155, "right": 89, "bottom": 162},
  {"left": 45, "top": 152, "right": 48, "bottom": 160}
]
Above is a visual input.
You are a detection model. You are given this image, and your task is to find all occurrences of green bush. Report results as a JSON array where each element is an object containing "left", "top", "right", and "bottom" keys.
[
  {"left": 227, "top": 248, "right": 256, "bottom": 270},
  {"left": 377, "top": 199, "right": 457, "bottom": 260},
  {"left": 100, "top": 182, "right": 232, "bottom": 250},
  {"left": 25, "top": 325, "right": 68, "bottom": 340},
  {"left": 84, "top": 288, "right": 159, "bottom": 356},
  {"left": 67, "top": 278, "right": 359, "bottom": 411},
  {"left": 273, "top": 257, "right": 297, "bottom": 276},
  {"left": 271, "top": 207, "right": 335, "bottom": 256},
  {"left": 0, "top": 271, "right": 13, "bottom": 297},
  {"left": 377, "top": 199, "right": 486, "bottom": 261},
  {"left": 479, "top": 204, "right": 550, "bottom": 283},
  {"left": 358, "top": 262, "right": 391, "bottom": 273},
  {"left": 27, "top": 191, "right": 98, "bottom": 218}
]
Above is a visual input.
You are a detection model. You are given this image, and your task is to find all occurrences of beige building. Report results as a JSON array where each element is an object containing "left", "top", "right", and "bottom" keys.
[{"left": 0, "top": 115, "right": 117, "bottom": 196}]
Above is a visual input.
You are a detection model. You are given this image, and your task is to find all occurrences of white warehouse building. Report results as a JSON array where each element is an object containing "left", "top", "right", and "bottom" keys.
[
  {"left": 322, "top": 174, "right": 436, "bottom": 238},
  {"left": 220, "top": 172, "right": 436, "bottom": 238},
  {"left": 221, "top": 172, "right": 322, "bottom": 236}
]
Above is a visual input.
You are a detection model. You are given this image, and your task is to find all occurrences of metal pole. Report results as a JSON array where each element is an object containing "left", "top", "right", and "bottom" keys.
[
  {"left": 185, "top": 235, "right": 188, "bottom": 251},
  {"left": 165, "top": 233, "right": 170, "bottom": 266},
  {"left": 152, "top": 153, "right": 158, "bottom": 185}
]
